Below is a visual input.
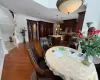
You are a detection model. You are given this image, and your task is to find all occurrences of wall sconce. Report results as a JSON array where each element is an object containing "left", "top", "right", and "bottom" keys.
[
  {"left": 56, "top": 28, "right": 58, "bottom": 31},
  {"left": 60, "top": 28, "right": 62, "bottom": 31},
  {"left": 87, "top": 22, "right": 93, "bottom": 28}
]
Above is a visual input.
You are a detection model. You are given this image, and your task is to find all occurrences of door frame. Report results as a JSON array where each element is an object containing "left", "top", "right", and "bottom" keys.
[{"left": 27, "top": 19, "right": 38, "bottom": 41}]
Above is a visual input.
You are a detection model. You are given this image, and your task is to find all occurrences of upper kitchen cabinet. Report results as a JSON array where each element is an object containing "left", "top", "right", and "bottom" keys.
[{"left": 77, "top": 12, "right": 86, "bottom": 30}]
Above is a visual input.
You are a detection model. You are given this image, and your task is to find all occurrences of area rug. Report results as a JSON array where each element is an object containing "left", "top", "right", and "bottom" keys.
[{"left": 5, "top": 41, "right": 16, "bottom": 51}]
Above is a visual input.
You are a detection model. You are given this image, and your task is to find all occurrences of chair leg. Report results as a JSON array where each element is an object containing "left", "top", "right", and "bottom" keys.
[
  {"left": 52, "top": 76, "right": 56, "bottom": 80},
  {"left": 36, "top": 73, "right": 39, "bottom": 80}
]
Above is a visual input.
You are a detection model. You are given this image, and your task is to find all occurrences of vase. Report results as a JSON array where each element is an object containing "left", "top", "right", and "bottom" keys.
[{"left": 82, "top": 55, "right": 93, "bottom": 66}]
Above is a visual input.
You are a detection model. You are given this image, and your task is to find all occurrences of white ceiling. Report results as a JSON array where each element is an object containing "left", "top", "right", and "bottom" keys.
[
  {"left": 0, "top": 0, "right": 86, "bottom": 22},
  {"left": 33, "top": 0, "right": 57, "bottom": 8}
]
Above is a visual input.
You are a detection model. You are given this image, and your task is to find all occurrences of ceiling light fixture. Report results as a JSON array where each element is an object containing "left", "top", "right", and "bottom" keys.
[{"left": 56, "top": 0, "right": 83, "bottom": 14}]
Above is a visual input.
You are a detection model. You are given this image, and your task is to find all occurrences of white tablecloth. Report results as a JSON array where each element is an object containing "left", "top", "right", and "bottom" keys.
[{"left": 45, "top": 46, "right": 98, "bottom": 80}]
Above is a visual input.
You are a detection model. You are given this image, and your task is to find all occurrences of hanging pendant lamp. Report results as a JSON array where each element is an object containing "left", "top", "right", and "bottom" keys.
[{"left": 56, "top": 0, "right": 83, "bottom": 14}]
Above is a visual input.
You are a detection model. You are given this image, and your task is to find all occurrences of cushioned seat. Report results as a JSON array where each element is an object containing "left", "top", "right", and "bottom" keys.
[
  {"left": 43, "top": 45, "right": 50, "bottom": 53},
  {"left": 40, "top": 37, "right": 50, "bottom": 56},
  {"left": 54, "top": 76, "right": 63, "bottom": 80},
  {"left": 95, "top": 64, "right": 100, "bottom": 79},
  {"left": 38, "top": 58, "right": 48, "bottom": 70}
]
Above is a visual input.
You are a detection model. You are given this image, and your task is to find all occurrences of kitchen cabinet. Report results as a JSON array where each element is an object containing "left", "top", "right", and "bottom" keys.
[
  {"left": 77, "top": 12, "right": 85, "bottom": 30},
  {"left": 60, "top": 19, "right": 77, "bottom": 32},
  {"left": 38, "top": 21, "right": 53, "bottom": 38}
]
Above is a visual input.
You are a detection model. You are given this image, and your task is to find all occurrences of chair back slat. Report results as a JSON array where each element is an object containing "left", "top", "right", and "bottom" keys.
[
  {"left": 40, "top": 37, "right": 50, "bottom": 54},
  {"left": 29, "top": 45, "right": 40, "bottom": 62},
  {"left": 28, "top": 45, "right": 45, "bottom": 74},
  {"left": 40, "top": 37, "right": 49, "bottom": 46}
]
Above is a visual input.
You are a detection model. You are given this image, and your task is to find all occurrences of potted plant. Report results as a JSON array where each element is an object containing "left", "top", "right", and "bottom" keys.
[
  {"left": 9, "top": 36, "right": 13, "bottom": 42},
  {"left": 74, "top": 30, "right": 100, "bottom": 66},
  {"left": 20, "top": 28, "right": 27, "bottom": 43}
]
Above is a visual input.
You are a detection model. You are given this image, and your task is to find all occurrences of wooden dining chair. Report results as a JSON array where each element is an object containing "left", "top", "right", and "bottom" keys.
[
  {"left": 40, "top": 37, "right": 50, "bottom": 55},
  {"left": 69, "top": 37, "right": 78, "bottom": 50},
  {"left": 28, "top": 45, "right": 57, "bottom": 80},
  {"left": 95, "top": 64, "right": 100, "bottom": 79},
  {"left": 40, "top": 37, "right": 49, "bottom": 46}
]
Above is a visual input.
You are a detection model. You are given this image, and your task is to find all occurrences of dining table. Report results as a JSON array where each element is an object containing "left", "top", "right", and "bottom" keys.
[{"left": 45, "top": 46, "right": 98, "bottom": 80}]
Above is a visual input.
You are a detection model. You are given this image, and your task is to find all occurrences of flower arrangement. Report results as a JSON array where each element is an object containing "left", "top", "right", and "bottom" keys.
[{"left": 74, "top": 29, "right": 100, "bottom": 66}]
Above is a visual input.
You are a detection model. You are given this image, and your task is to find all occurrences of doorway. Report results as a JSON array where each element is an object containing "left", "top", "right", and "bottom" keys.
[{"left": 27, "top": 20, "right": 38, "bottom": 41}]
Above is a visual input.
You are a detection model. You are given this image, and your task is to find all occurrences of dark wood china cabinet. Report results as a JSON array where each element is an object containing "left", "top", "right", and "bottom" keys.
[{"left": 38, "top": 21, "right": 53, "bottom": 38}]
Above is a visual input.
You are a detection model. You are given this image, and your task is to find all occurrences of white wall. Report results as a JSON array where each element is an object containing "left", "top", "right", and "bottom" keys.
[
  {"left": 0, "top": 28, "right": 7, "bottom": 80},
  {"left": 0, "top": 28, "right": 8, "bottom": 54},
  {"left": 0, "top": 5, "right": 15, "bottom": 26},
  {"left": 82, "top": 0, "right": 100, "bottom": 32},
  {"left": 2, "top": 33, "right": 13, "bottom": 41},
  {"left": 0, "top": 5, "right": 15, "bottom": 41},
  {"left": 0, "top": 29, "right": 2, "bottom": 40},
  {"left": 15, "top": 14, "right": 54, "bottom": 43}
]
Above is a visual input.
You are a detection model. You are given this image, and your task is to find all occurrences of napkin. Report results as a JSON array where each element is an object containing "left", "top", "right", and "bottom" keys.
[
  {"left": 54, "top": 51, "right": 63, "bottom": 58},
  {"left": 59, "top": 47, "right": 65, "bottom": 51}
]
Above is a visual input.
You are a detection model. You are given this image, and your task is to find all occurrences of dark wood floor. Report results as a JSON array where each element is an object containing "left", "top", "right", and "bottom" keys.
[{"left": 2, "top": 40, "right": 43, "bottom": 80}]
